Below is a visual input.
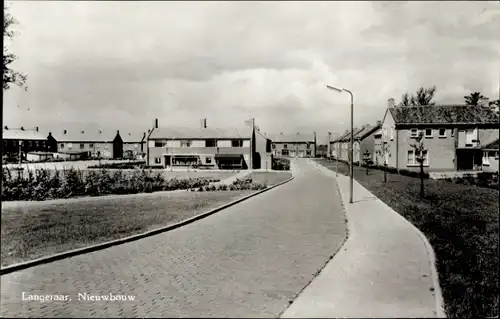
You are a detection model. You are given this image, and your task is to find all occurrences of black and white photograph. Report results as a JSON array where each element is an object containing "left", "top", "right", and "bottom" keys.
[{"left": 1, "top": 1, "right": 499, "bottom": 318}]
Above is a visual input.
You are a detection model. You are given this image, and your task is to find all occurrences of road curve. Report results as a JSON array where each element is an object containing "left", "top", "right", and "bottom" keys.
[{"left": 1, "top": 159, "right": 346, "bottom": 318}]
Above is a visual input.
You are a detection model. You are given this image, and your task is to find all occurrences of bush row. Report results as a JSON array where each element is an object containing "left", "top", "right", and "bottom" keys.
[
  {"left": 444, "top": 172, "right": 499, "bottom": 189},
  {"left": 191, "top": 176, "right": 267, "bottom": 192},
  {"left": 87, "top": 161, "right": 146, "bottom": 169},
  {"left": 1, "top": 167, "right": 220, "bottom": 201},
  {"left": 272, "top": 157, "right": 290, "bottom": 171}
]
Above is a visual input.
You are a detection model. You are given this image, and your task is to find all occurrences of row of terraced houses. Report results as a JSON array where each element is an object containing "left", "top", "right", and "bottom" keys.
[
  {"left": 2, "top": 117, "right": 318, "bottom": 169},
  {"left": 329, "top": 97, "right": 500, "bottom": 173}
]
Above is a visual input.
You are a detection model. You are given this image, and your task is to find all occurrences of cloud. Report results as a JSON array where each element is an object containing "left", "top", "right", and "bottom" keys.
[{"left": 3, "top": 1, "right": 499, "bottom": 143}]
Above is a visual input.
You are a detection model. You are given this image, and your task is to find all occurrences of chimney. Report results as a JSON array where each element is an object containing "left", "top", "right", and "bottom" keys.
[
  {"left": 376, "top": 120, "right": 382, "bottom": 126},
  {"left": 200, "top": 118, "right": 207, "bottom": 129},
  {"left": 64, "top": 129, "right": 67, "bottom": 135},
  {"left": 479, "top": 97, "right": 490, "bottom": 107},
  {"left": 35, "top": 126, "right": 39, "bottom": 132},
  {"left": 388, "top": 98, "right": 395, "bottom": 108},
  {"left": 21, "top": 127, "right": 24, "bottom": 131},
  {"left": 154, "top": 118, "right": 159, "bottom": 129},
  {"left": 117, "top": 130, "right": 120, "bottom": 135}
]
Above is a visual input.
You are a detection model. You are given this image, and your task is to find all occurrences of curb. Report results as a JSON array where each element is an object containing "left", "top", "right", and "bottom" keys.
[
  {"left": 314, "top": 161, "right": 446, "bottom": 318},
  {"left": 0, "top": 176, "right": 294, "bottom": 276}
]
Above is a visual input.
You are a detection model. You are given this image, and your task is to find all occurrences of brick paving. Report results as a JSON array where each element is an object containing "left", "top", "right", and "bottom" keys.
[{"left": 0, "top": 159, "right": 346, "bottom": 318}]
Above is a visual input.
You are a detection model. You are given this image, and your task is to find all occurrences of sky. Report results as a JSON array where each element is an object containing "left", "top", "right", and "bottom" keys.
[{"left": 3, "top": 1, "right": 499, "bottom": 144}]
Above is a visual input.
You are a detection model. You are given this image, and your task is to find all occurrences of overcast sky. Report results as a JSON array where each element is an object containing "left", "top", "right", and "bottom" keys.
[{"left": 3, "top": 1, "right": 499, "bottom": 143}]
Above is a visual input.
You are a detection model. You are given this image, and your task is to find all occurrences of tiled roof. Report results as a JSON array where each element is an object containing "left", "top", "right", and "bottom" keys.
[
  {"left": 51, "top": 129, "right": 118, "bottom": 142},
  {"left": 388, "top": 105, "right": 499, "bottom": 124},
  {"left": 2, "top": 128, "right": 47, "bottom": 140},
  {"left": 339, "top": 127, "right": 365, "bottom": 142},
  {"left": 356, "top": 124, "right": 382, "bottom": 141},
  {"left": 479, "top": 130, "right": 500, "bottom": 149},
  {"left": 484, "top": 139, "right": 499, "bottom": 150},
  {"left": 149, "top": 126, "right": 253, "bottom": 140},
  {"left": 272, "top": 133, "right": 315, "bottom": 143}
]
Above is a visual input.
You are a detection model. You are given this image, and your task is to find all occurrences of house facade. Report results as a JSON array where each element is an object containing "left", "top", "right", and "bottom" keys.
[
  {"left": 354, "top": 122, "right": 382, "bottom": 165},
  {"left": 146, "top": 119, "right": 272, "bottom": 169},
  {"left": 381, "top": 101, "right": 500, "bottom": 172},
  {"left": 48, "top": 129, "right": 123, "bottom": 159},
  {"left": 2, "top": 126, "right": 48, "bottom": 160},
  {"left": 121, "top": 131, "right": 146, "bottom": 159},
  {"left": 272, "top": 132, "right": 316, "bottom": 158}
]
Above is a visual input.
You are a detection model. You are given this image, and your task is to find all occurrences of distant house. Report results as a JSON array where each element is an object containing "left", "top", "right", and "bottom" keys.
[
  {"left": 271, "top": 132, "right": 316, "bottom": 158},
  {"left": 316, "top": 144, "right": 328, "bottom": 157},
  {"left": 381, "top": 98, "right": 500, "bottom": 172},
  {"left": 48, "top": 129, "right": 123, "bottom": 159},
  {"left": 353, "top": 121, "right": 382, "bottom": 165},
  {"left": 146, "top": 118, "right": 272, "bottom": 169},
  {"left": 120, "top": 131, "right": 146, "bottom": 160},
  {"left": 2, "top": 126, "right": 48, "bottom": 161},
  {"left": 332, "top": 128, "right": 365, "bottom": 162}
]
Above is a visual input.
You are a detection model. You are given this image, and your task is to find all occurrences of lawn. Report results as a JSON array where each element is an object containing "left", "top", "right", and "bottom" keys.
[
  {"left": 248, "top": 171, "right": 292, "bottom": 186},
  {"left": 314, "top": 158, "right": 499, "bottom": 318},
  {"left": 1, "top": 190, "right": 253, "bottom": 267}
]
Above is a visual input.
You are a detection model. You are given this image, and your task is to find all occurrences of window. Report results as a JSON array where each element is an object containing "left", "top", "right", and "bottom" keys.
[
  {"left": 483, "top": 152, "right": 490, "bottom": 166},
  {"left": 306, "top": 150, "right": 312, "bottom": 156},
  {"left": 283, "top": 144, "right": 288, "bottom": 149},
  {"left": 180, "top": 140, "right": 192, "bottom": 148},
  {"left": 282, "top": 149, "right": 289, "bottom": 156},
  {"left": 408, "top": 149, "right": 429, "bottom": 166},
  {"left": 154, "top": 141, "right": 165, "bottom": 147},
  {"left": 206, "top": 139, "right": 217, "bottom": 147},
  {"left": 89, "top": 143, "right": 94, "bottom": 147},
  {"left": 206, "top": 157, "right": 212, "bottom": 164},
  {"left": 231, "top": 140, "right": 243, "bottom": 147},
  {"left": 80, "top": 143, "right": 85, "bottom": 149},
  {"left": 154, "top": 157, "right": 161, "bottom": 164},
  {"left": 451, "top": 129, "right": 455, "bottom": 137},
  {"left": 104, "top": 143, "right": 109, "bottom": 149},
  {"left": 425, "top": 128, "right": 433, "bottom": 138},
  {"left": 307, "top": 143, "right": 311, "bottom": 149},
  {"left": 67, "top": 143, "right": 73, "bottom": 149},
  {"left": 410, "top": 128, "right": 418, "bottom": 138},
  {"left": 60, "top": 143, "right": 65, "bottom": 148},
  {"left": 96, "top": 143, "right": 101, "bottom": 148},
  {"left": 438, "top": 128, "right": 446, "bottom": 137},
  {"left": 390, "top": 127, "right": 394, "bottom": 141},
  {"left": 272, "top": 143, "right": 276, "bottom": 149}
]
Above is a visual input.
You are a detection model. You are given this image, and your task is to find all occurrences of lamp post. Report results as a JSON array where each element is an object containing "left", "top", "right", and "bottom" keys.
[{"left": 326, "top": 85, "right": 354, "bottom": 204}]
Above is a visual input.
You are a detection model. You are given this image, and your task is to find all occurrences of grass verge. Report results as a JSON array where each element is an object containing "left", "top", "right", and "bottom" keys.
[
  {"left": 1, "top": 191, "right": 253, "bottom": 267},
  {"left": 249, "top": 171, "right": 293, "bottom": 186},
  {"left": 314, "top": 158, "right": 499, "bottom": 318}
]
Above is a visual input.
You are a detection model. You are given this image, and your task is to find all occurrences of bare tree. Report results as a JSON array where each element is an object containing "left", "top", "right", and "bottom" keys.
[
  {"left": 409, "top": 132, "right": 427, "bottom": 200},
  {"left": 3, "top": 5, "right": 27, "bottom": 91},
  {"left": 376, "top": 142, "right": 390, "bottom": 184},
  {"left": 398, "top": 86, "right": 436, "bottom": 107}
]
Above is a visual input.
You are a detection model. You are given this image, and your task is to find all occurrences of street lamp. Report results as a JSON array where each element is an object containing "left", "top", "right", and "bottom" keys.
[{"left": 326, "top": 84, "right": 354, "bottom": 204}]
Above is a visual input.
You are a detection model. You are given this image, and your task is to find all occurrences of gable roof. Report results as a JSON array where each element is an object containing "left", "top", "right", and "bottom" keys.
[
  {"left": 119, "top": 131, "right": 147, "bottom": 143},
  {"left": 356, "top": 124, "right": 383, "bottom": 141},
  {"left": 2, "top": 128, "right": 47, "bottom": 140},
  {"left": 50, "top": 129, "right": 117, "bottom": 142},
  {"left": 339, "top": 127, "right": 365, "bottom": 142},
  {"left": 484, "top": 138, "right": 499, "bottom": 150},
  {"left": 479, "top": 130, "right": 500, "bottom": 149},
  {"left": 272, "top": 132, "right": 315, "bottom": 143},
  {"left": 149, "top": 126, "right": 253, "bottom": 140},
  {"left": 388, "top": 105, "right": 499, "bottom": 125}
]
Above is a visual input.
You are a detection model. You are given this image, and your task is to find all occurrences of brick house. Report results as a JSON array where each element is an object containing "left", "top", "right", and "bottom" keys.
[
  {"left": 353, "top": 122, "right": 382, "bottom": 165},
  {"left": 381, "top": 99, "right": 499, "bottom": 172},
  {"left": 120, "top": 131, "right": 146, "bottom": 159},
  {"left": 2, "top": 126, "right": 48, "bottom": 160},
  {"left": 271, "top": 132, "right": 316, "bottom": 158},
  {"left": 48, "top": 129, "right": 123, "bottom": 159},
  {"left": 146, "top": 119, "right": 272, "bottom": 169}
]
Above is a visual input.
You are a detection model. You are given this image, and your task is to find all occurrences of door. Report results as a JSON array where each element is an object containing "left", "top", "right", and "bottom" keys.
[{"left": 164, "top": 155, "right": 171, "bottom": 168}]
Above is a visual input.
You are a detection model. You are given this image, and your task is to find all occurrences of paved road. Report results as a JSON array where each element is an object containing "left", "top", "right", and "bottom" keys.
[{"left": 0, "top": 159, "right": 346, "bottom": 318}]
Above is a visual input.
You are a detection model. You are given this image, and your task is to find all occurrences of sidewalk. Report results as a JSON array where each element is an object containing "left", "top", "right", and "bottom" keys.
[{"left": 281, "top": 161, "right": 446, "bottom": 318}]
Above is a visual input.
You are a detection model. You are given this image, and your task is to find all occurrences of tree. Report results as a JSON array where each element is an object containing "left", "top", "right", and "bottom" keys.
[
  {"left": 409, "top": 132, "right": 427, "bottom": 200},
  {"left": 376, "top": 141, "right": 390, "bottom": 184},
  {"left": 464, "top": 92, "right": 485, "bottom": 106},
  {"left": 398, "top": 86, "right": 437, "bottom": 107},
  {"left": 3, "top": 5, "right": 27, "bottom": 91}
]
